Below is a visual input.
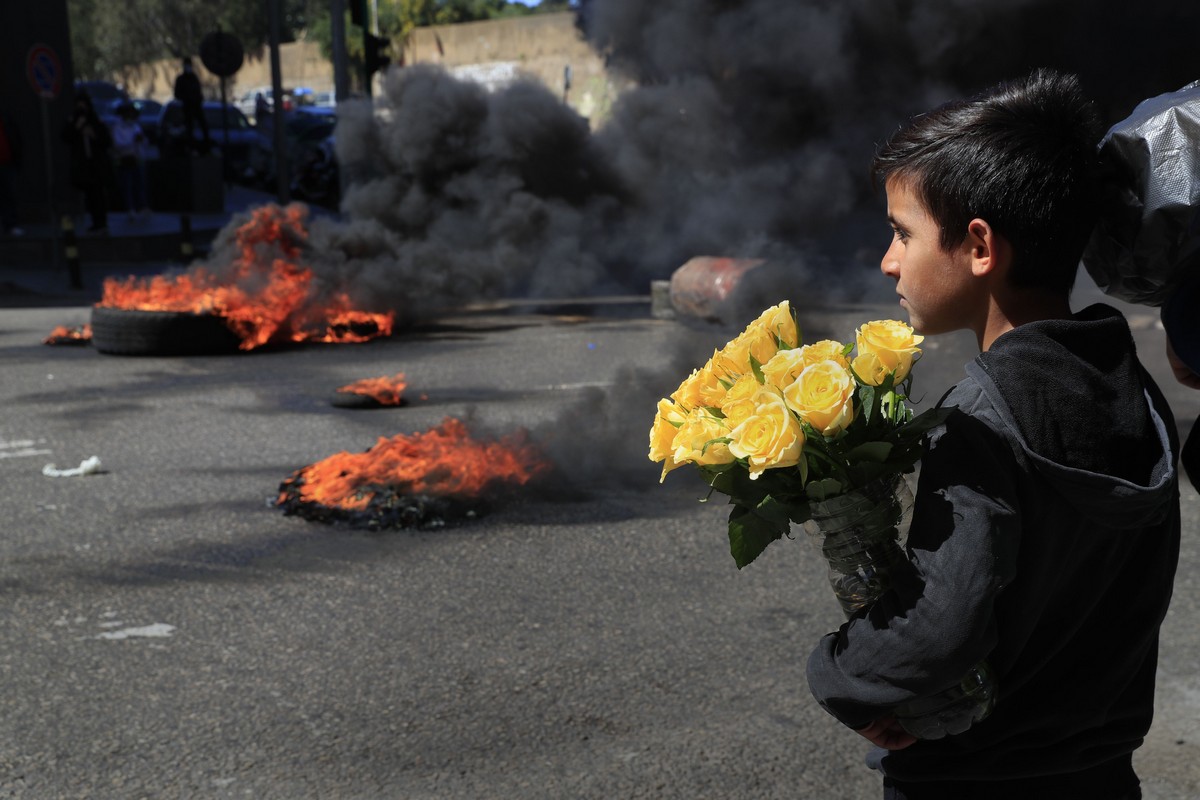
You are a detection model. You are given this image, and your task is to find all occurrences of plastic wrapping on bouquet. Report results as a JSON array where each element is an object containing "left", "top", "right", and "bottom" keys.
[
  {"left": 803, "top": 473, "right": 914, "bottom": 617},
  {"left": 893, "top": 660, "right": 997, "bottom": 740},
  {"left": 803, "top": 473, "right": 998, "bottom": 739}
]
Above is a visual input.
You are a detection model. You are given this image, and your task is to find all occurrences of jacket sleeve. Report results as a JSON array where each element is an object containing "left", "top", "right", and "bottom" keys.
[{"left": 806, "top": 401, "right": 1022, "bottom": 729}]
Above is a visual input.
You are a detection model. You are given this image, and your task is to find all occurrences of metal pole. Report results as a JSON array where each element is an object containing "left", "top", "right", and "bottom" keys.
[
  {"left": 39, "top": 98, "right": 65, "bottom": 276},
  {"left": 220, "top": 75, "right": 231, "bottom": 189},
  {"left": 268, "top": 0, "right": 290, "bottom": 203},
  {"left": 330, "top": 0, "right": 350, "bottom": 103}
]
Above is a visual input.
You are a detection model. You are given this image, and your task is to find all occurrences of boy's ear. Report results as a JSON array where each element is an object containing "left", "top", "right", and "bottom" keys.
[{"left": 965, "top": 218, "right": 1009, "bottom": 278}]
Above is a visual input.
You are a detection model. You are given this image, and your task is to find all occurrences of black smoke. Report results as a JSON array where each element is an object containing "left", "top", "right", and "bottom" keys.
[
  {"left": 259, "top": 0, "right": 1197, "bottom": 327},
  {"left": 178, "top": 1, "right": 1200, "bottom": 493}
]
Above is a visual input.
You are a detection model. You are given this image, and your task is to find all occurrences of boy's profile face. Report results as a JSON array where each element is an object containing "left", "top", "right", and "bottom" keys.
[{"left": 881, "top": 177, "right": 983, "bottom": 337}]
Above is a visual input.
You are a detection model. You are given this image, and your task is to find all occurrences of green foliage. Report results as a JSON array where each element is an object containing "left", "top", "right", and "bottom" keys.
[{"left": 67, "top": 0, "right": 312, "bottom": 78}]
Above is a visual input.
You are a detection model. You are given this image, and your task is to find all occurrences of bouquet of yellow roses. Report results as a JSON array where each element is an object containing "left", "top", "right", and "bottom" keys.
[
  {"left": 649, "top": 302, "right": 999, "bottom": 740},
  {"left": 649, "top": 300, "right": 952, "bottom": 569}
]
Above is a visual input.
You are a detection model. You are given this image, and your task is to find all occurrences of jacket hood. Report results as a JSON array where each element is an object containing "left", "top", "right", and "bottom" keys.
[{"left": 964, "top": 303, "right": 1177, "bottom": 531}]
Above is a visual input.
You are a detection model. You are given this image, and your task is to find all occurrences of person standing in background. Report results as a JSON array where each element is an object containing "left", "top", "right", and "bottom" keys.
[
  {"left": 61, "top": 90, "right": 112, "bottom": 234},
  {"left": 0, "top": 104, "right": 23, "bottom": 236},
  {"left": 110, "top": 102, "right": 149, "bottom": 221},
  {"left": 174, "top": 57, "right": 210, "bottom": 152}
]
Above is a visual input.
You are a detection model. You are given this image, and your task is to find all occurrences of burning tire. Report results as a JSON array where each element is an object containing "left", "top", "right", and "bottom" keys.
[{"left": 90, "top": 307, "right": 244, "bottom": 356}]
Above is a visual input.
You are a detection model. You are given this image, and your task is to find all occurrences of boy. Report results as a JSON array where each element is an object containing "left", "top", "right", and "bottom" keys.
[{"left": 806, "top": 70, "right": 1181, "bottom": 799}]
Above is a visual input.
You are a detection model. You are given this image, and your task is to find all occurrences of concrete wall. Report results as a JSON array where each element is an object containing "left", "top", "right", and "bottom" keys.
[
  {"left": 124, "top": 13, "right": 625, "bottom": 126},
  {"left": 123, "top": 39, "right": 335, "bottom": 105},
  {"left": 407, "top": 13, "right": 626, "bottom": 124}
]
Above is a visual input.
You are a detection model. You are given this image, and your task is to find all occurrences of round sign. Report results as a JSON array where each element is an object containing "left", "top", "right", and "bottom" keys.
[
  {"left": 26, "top": 44, "right": 62, "bottom": 99},
  {"left": 199, "top": 31, "right": 244, "bottom": 78}
]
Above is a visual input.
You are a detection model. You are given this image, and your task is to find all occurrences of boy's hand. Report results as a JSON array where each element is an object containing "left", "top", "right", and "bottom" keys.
[
  {"left": 852, "top": 715, "right": 917, "bottom": 750},
  {"left": 1166, "top": 337, "right": 1200, "bottom": 390}
]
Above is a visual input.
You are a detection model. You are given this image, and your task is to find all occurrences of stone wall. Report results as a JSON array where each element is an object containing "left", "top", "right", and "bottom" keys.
[
  {"left": 406, "top": 13, "right": 626, "bottom": 123},
  {"left": 123, "top": 12, "right": 626, "bottom": 125}
]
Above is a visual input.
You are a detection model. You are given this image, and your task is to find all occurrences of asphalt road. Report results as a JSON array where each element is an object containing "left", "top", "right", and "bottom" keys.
[{"left": 1, "top": 288, "right": 1197, "bottom": 799}]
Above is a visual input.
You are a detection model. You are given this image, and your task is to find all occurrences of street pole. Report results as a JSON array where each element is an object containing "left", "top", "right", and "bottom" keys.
[
  {"left": 330, "top": 0, "right": 350, "bottom": 103},
  {"left": 268, "top": 0, "right": 290, "bottom": 204}
]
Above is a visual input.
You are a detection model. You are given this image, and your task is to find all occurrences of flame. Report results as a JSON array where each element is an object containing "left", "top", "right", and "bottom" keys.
[
  {"left": 279, "top": 417, "right": 549, "bottom": 510},
  {"left": 44, "top": 324, "right": 93, "bottom": 345},
  {"left": 337, "top": 373, "right": 408, "bottom": 406},
  {"left": 97, "top": 205, "right": 394, "bottom": 350}
]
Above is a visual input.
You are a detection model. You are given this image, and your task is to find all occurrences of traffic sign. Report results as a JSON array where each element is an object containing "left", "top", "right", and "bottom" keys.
[{"left": 26, "top": 44, "right": 62, "bottom": 100}]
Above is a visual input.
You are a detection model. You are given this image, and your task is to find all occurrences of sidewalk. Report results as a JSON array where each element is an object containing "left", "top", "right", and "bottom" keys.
[{"left": 0, "top": 184, "right": 316, "bottom": 308}]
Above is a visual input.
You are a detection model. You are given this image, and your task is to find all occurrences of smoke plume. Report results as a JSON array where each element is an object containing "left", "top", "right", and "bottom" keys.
[
  {"left": 234, "top": 0, "right": 1195, "bottom": 327},
  {"left": 196, "top": 0, "right": 1196, "bottom": 489}
]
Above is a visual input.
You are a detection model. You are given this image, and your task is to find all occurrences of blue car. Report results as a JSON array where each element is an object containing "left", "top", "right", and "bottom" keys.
[{"left": 154, "top": 100, "right": 273, "bottom": 185}]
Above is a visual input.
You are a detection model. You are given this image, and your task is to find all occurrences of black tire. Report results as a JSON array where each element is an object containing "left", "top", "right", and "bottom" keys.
[
  {"left": 90, "top": 306, "right": 244, "bottom": 356},
  {"left": 329, "top": 390, "right": 406, "bottom": 409}
]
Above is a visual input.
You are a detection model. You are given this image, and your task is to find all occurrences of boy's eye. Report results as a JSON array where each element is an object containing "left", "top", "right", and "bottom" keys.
[{"left": 892, "top": 227, "right": 909, "bottom": 243}]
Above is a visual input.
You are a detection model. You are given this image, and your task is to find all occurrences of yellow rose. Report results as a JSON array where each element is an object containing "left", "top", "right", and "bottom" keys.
[
  {"left": 855, "top": 320, "right": 923, "bottom": 383},
  {"left": 783, "top": 360, "right": 856, "bottom": 436},
  {"left": 720, "top": 373, "right": 761, "bottom": 428},
  {"left": 672, "top": 407, "right": 734, "bottom": 468},
  {"left": 649, "top": 398, "right": 690, "bottom": 481},
  {"left": 728, "top": 386, "right": 805, "bottom": 479},
  {"left": 755, "top": 301, "right": 800, "bottom": 350},
  {"left": 850, "top": 351, "right": 888, "bottom": 387},
  {"left": 714, "top": 325, "right": 776, "bottom": 379},
  {"left": 762, "top": 339, "right": 849, "bottom": 390},
  {"left": 713, "top": 302, "right": 798, "bottom": 379},
  {"left": 799, "top": 339, "right": 849, "bottom": 369},
  {"left": 761, "top": 348, "right": 807, "bottom": 391},
  {"left": 672, "top": 361, "right": 727, "bottom": 410}
]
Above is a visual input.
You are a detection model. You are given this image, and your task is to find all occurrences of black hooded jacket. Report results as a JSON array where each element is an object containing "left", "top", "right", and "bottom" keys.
[{"left": 807, "top": 304, "right": 1181, "bottom": 787}]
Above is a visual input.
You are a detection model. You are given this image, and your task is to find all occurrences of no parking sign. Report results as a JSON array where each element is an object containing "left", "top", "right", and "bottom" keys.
[{"left": 26, "top": 43, "right": 63, "bottom": 100}]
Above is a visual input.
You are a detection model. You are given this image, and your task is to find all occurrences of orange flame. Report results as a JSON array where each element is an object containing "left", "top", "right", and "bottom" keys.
[
  {"left": 44, "top": 324, "right": 93, "bottom": 345},
  {"left": 279, "top": 417, "right": 549, "bottom": 510},
  {"left": 337, "top": 373, "right": 408, "bottom": 406},
  {"left": 97, "top": 205, "right": 394, "bottom": 350}
]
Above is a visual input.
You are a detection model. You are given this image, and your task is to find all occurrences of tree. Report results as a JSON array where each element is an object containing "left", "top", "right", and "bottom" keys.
[{"left": 67, "top": 0, "right": 314, "bottom": 79}]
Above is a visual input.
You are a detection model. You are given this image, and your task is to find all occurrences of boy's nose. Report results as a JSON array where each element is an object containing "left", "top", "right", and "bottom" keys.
[{"left": 880, "top": 242, "right": 901, "bottom": 279}]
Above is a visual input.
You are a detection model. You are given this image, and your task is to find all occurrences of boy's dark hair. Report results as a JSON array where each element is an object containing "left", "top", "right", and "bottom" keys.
[{"left": 872, "top": 69, "right": 1103, "bottom": 292}]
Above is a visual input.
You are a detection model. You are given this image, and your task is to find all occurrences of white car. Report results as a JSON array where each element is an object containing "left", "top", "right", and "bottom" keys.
[{"left": 233, "top": 85, "right": 293, "bottom": 123}]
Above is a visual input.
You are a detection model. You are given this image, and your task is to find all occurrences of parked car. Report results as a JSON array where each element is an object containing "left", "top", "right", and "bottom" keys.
[
  {"left": 258, "top": 112, "right": 340, "bottom": 208},
  {"left": 75, "top": 80, "right": 128, "bottom": 107},
  {"left": 154, "top": 100, "right": 272, "bottom": 185},
  {"left": 291, "top": 88, "right": 337, "bottom": 117},
  {"left": 77, "top": 81, "right": 129, "bottom": 130},
  {"left": 233, "top": 85, "right": 293, "bottom": 124}
]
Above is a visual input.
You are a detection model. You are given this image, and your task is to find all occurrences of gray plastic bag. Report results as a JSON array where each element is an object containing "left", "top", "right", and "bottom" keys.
[{"left": 1082, "top": 80, "right": 1200, "bottom": 306}]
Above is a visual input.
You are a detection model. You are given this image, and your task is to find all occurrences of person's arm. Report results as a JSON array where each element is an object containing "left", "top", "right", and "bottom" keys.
[
  {"left": 1166, "top": 336, "right": 1200, "bottom": 390},
  {"left": 806, "top": 405, "right": 1020, "bottom": 731}
]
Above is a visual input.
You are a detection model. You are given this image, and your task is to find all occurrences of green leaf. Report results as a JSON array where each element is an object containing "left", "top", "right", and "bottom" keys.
[
  {"left": 805, "top": 477, "right": 843, "bottom": 501},
  {"left": 727, "top": 506, "right": 788, "bottom": 568},
  {"left": 844, "top": 441, "right": 893, "bottom": 463},
  {"left": 749, "top": 353, "right": 766, "bottom": 384},
  {"left": 754, "top": 494, "right": 794, "bottom": 529},
  {"left": 858, "top": 384, "right": 878, "bottom": 425}
]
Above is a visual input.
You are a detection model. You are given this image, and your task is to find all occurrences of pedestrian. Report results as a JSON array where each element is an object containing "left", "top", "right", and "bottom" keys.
[
  {"left": 806, "top": 69, "right": 1179, "bottom": 800},
  {"left": 254, "top": 91, "right": 273, "bottom": 137},
  {"left": 110, "top": 102, "right": 149, "bottom": 221},
  {"left": 61, "top": 90, "right": 113, "bottom": 234},
  {"left": 0, "top": 103, "right": 23, "bottom": 236},
  {"left": 1161, "top": 271, "right": 1200, "bottom": 486},
  {"left": 174, "top": 56, "right": 211, "bottom": 152}
]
